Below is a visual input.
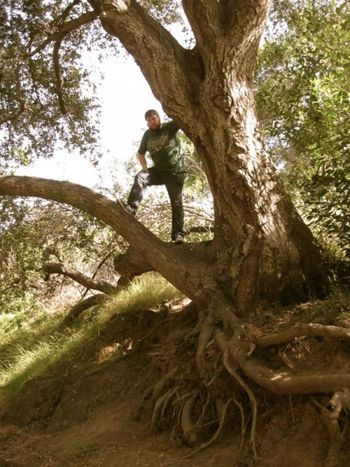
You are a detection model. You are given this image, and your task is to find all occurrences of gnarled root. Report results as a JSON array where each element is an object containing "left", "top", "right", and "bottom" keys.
[
  {"left": 181, "top": 392, "right": 199, "bottom": 446},
  {"left": 257, "top": 323, "right": 350, "bottom": 348},
  {"left": 141, "top": 301, "right": 350, "bottom": 463},
  {"left": 314, "top": 390, "right": 350, "bottom": 467}
]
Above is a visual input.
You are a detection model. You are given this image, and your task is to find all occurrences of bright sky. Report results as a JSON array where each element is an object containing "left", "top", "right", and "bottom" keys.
[
  {"left": 17, "top": 22, "right": 188, "bottom": 193},
  {"left": 17, "top": 52, "right": 161, "bottom": 191}
]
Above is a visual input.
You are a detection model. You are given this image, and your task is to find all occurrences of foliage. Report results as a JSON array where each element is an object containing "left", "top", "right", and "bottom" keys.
[
  {"left": 0, "top": 198, "right": 121, "bottom": 315},
  {"left": 0, "top": 1, "right": 111, "bottom": 169},
  {"left": 256, "top": 0, "right": 350, "bottom": 256},
  {"left": 0, "top": 0, "right": 184, "bottom": 172}
]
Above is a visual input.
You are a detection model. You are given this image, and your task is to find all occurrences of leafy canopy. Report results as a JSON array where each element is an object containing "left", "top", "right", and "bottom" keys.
[{"left": 256, "top": 0, "right": 350, "bottom": 256}]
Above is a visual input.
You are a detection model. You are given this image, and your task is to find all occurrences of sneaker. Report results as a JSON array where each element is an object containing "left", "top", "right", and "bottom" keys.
[
  {"left": 119, "top": 200, "right": 137, "bottom": 216},
  {"left": 172, "top": 233, "right": 185, "bottom": 244}
]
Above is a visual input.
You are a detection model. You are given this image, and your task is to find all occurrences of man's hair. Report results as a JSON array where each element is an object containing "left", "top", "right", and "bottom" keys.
[{"left": 144, "top": 109, "right": 159, "bottom": 120}]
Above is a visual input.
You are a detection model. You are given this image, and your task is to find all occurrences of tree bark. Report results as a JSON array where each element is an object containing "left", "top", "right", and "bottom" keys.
[
  {"left": 0, "top": 1, "right": 330, "bottom": 314},
  {"left": 0, "top": 176, "right": 216, "bottom": 301},
  {"left": 42, "top": 261, "right": 118, "bottom": 295},
  {"left": 86, "top": 0, "right": 330, "bottom": 312}
]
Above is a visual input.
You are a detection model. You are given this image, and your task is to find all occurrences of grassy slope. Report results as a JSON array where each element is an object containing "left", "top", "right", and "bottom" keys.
[{"left": 0, "top": 272, "right": 181, "bottom": 398}]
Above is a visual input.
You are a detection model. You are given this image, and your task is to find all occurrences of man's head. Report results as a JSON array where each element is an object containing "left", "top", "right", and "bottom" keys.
[{"left": 145, "top": 109, "right": 161, "bottom": 130}]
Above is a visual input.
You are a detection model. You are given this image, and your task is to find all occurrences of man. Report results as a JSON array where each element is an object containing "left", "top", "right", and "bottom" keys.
[{"left": 127, "top": 109, "right": 186, "bottom": 244}]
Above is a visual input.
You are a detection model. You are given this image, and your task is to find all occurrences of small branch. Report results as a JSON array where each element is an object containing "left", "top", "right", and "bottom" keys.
[
  {"left": 81, "top": 249, "right": 117, "bottom": 299},
  {"left": 43, "top": 261, "right": 118, "bottom": 294},
  {"left": 0, "top": 71, "right": 26, "bottom": 125},
  {"left": 27, "top": 11, "right": 98, "bottom": 58},
  {"left": 55, "top": 0, "right": 82, "bottom": 27},
  {"left": 53, "top": 35, "right": 68, "bottom": 114},
  {"left": 257, "top": 323, "right": 350, "bottom": 348}
]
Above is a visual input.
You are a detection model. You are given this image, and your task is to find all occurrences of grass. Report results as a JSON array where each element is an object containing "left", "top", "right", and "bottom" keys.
[{"left": 0, "top": 272, "right": 182, "bottom": 398}]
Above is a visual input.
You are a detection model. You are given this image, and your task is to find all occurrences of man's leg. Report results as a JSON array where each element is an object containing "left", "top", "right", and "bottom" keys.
[
  {"left": 127, "top": 168, "right": 161, "bottom": 212},
  {"left": 164, "top": 172, "right": 186, "bottom": 242}
]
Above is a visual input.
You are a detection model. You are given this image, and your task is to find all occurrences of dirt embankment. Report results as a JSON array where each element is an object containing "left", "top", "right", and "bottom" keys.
[{"left": 1, "top": 298, "right": 350, "bottom": 466}]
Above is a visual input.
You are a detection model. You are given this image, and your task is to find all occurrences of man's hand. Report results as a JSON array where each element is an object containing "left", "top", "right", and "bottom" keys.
[{"left": 137, "top": 153, "right": 148, "bottom": 172}]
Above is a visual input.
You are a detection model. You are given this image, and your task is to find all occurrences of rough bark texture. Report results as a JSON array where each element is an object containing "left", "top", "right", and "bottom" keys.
[
  {"left": 1, "top": 0, "right": 330, "bottom": 313},
  {"left": 93, "top": 0, "right": 329, "bottom": 311},
  {"left": 0, "top": 176, "right": 216, "bottom": 301}
]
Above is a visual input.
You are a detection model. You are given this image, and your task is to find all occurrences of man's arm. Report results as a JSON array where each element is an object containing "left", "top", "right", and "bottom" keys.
[{"left": 137, "top": 153, "right": 148, "bottom": 171}]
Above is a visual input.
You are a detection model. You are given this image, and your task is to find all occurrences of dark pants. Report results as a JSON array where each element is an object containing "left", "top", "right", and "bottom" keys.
[{"left": 127, "top": 167, "right": 186, "bottom": 240}]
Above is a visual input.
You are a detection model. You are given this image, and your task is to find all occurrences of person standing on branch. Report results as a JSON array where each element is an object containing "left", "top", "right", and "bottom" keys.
[{"left": 127, "top": 109, "right": 187, "bottom": 244}]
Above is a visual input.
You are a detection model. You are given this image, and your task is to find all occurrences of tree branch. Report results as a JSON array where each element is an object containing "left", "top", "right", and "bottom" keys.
[
  {"left": 0, "top": 176, "right": 214, "bottom": 299},
  {"left": 43, "top": 261, "right": 118, "bottom": 294},
  {"left": 27, "top": 11, "right": 98, "bottom": 58},
  {"left": 0, "top": 101, "right": 26, "bottom": 126},
  {"left": 182, "top": 0, "right": 221, "bottom": 56},
  {"left": 94, "top": 0, "right": 200, "bottom": 126},
  {"left": 0, "top": 71, "right": 26, "bottom": 125},
  {"left": 182, "top": 0, "right": 271, "bottom": 77},
  {"left": 53, "top": 35, "right": 68, "bottom": 114}
]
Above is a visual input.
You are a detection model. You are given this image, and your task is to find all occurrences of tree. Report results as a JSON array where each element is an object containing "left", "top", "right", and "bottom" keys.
[
  {"left": 256, "top": 0, "right": 350, "bottom": 258},
  {"left": 2, "top": 0, "right": 348, "bottom": 460}
]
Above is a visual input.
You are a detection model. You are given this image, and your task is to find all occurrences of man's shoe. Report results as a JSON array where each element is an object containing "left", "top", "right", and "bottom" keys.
[
  {"left": 119, "top": 200, "right": 137, "bottom": 216},
  {"left": 172, "top": 233, "right": 185, "bottom": 244}
]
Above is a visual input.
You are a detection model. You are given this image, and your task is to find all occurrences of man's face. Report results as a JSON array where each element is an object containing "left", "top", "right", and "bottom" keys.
[{"left": 146, "top": 114, "right": 161, "bottom": 130}]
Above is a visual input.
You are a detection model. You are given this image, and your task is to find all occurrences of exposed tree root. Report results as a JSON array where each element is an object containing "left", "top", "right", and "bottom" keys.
[
  {"left": 63, "top": 294, "right": 108, "bottom": 324},
  {"left": 139, "top": 300, "right": 350, "bottom": 463},
  {"left": 180, "top": 392, "right": 199, "bottom": 446},
  {"left": 184, "top": 398, "right": 232, "bottom": 458},
  {"left": 257, "top": 323, "right": 350, "bottom": 348},
  {"left": 196, "top": 313, "right": 215, "bottom": 379},
  {"left": 312, "top": 389, "right": 350, "bottom": 467},
  {"left": 215, "top": 331, "right": 257, "bottom": 460},
  {"left": 236, "top": 349, "right": 350, "bottom": 395}
]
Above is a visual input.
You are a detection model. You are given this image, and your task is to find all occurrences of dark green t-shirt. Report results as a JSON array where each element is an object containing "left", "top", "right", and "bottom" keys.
[{"left": 137, "top": 121, "right": 186, "bottom": 173}]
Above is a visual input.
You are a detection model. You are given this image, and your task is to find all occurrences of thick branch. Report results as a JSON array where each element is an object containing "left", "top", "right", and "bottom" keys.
[
  {"left": 43, "top": 261, "right": 117, "bottom": 294},
  {"left": 182, "top": 0, "right": 221, "bottom": 54},
  {"left": 114, "top": 246, "right": 152, "bottom": 285},
  {"left": 0, "top": 176, "right": 214, "bottom": 299},
  {"left": 95, "top": 0, "right": 200, "bottom": 125},
  {"left": 182, "top": 0, "right": 271, "bottom": 77}
]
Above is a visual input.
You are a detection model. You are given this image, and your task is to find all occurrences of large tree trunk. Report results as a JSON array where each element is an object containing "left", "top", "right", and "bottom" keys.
[
  {"left": 0, "top": 2, "right": 343, "bottom": 461},
  {"left": 187, "top": 84, "right": 329, "bottom": 312},
  {"left": 94, "top": 0, "right": 329, "bottom": 312},
  {"left": 0, "top": 0, "right": 330, "bottom": 315}
]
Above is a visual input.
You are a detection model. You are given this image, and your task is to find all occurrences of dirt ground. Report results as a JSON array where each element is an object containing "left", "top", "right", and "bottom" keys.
[{"left": 1, "top": 299, "right": 350, "bottom": 466}]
